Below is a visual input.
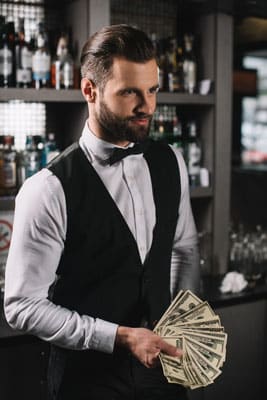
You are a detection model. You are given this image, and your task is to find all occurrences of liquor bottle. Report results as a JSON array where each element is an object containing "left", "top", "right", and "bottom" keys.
[
  {"left": 162, "top": 105, "right": 173, "bottom": 141},
  {"left": 0, "top": 135, "right": 17, "bottom": 196},
  {"left": 15, "top": 18, "right": 33, "bottom": 88},
  {"left": 0, "top": 17, "right": 6, "bottom": 86},
  {"left": 0, "top": 21, "right": 15, "bottom": 87},
  {"left": 16, "top": 149, "right": 26, "bottom": 189},
  {"left": 167, "top": 38, "right": 183, "bottom": 93},
  {"left": 51, "top": 33, "right": 74, "bottom": 89},
  {"left": 166, "top": 37, "right": 176, "bottom": 92},
  {"left": 33, "top": 135, "right": 46, "bottom": 167},
  {"left": 151, "top": 33, "right": 165, "bottom": 91},
  {"left": 44, "top": 133, "right": 60, "bottom": 164},
  {"left": 172, "top": 114, "right": 183, "bottom": 153},
  {"left": 156, "top": 37, "right": 169, "bottom": 92},
  {"left": 153, "top": 106, "right": 165, "bottom": 141},
  {"left": 32, "top": 22, "right": 51, "bottom": 89},
  {"left": 182, "top": 33, "right": 197, "bottom": 94},
  {"left": 184, "top": 121, "right": 202, "bottom": 187},
  {"left": 24, "top": 135, "right": 41, "bottom": 178},
  {"left": 174, "top": 44, "right": 184, "bottom": 92}
]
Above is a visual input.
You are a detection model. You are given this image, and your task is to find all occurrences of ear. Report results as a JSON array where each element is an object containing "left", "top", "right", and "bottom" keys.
[{"left": 81, "top": 78, "right": 97, "bottom": 103}]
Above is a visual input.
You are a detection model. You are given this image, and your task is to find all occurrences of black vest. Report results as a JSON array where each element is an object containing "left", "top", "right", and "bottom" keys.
[{"left": 49, "top": 139, "right": 180, "bottom": 328}]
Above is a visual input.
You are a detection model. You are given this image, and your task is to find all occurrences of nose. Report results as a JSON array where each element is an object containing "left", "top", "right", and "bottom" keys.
[{"left": 135, "top": 93, "right": 155, "bottom": 115}]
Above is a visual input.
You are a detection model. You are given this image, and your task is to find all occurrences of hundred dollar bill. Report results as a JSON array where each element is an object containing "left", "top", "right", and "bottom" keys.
[
  {"left": 182, "top": 330, "right": 227, "bottom": 355},
  {"left": 154, "top": 289, "right": 227, "bottom": 389},
  {"left": 170, "top": 301, "right": 216, "bottom": 325},
  {"left": 160, "top": 317, "right": 223, "bottom": 339},
  {"left": 185, "top": 344, "right": 212, "bottom": 387},
  {"left": 179, "top": 324, "right": 225, "bottom": 333},
  {"left": 185, "top": 342, "right": 222, "bottom": 382},
  {"left": 185, "top": 337, "right": 224, "bottom": 369},
  {"left": 183, "top": 349, "right": 201, "bottom": 387},
  {"left": 166, "top": 289, "right": 202, "bottom": 317},
  {"left": 154, "top": 290, "right": 202, "bottom": 332},
  {"left": 175, "top": 316, "right": 222, "bottom": 329},
  {"left": 163, "top": 333, "right": 225, "bottom": 355},
  {"left": 163, "top": 335, "right": 225, "bottom": 369},
  {"left": 159, "top": 354, "right": 185, "bottom": 382},
  {"left": 184, "top": 346, "right": 210, "bottom": 388}
]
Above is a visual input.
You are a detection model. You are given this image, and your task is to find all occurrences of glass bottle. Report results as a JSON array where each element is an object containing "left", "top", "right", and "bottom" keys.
[
  {"left": 15, "top": 18, "right": 33, "bottom": 88},
  {"left": 16, "top": 149, "right": 26, "bottom": 189},
  {"left": 0, "top": 135, "right": 17, "bottom": 196},
  {"left": 0, "top": 21, "right": 15, "bottom": 87},
  {"left": 51, "top": 33, "right": 74, "bottom": 90},
  {"left": 32, "top": 22, "right": 51, "bottom": 89},
  {"left": 183, "top": 33, "right": 197, "bottom": 94},
  {"left": 44, "top": 132, "right": 60, "bottom": 164},
  {"left": 167, "top": 38, "right": 183, "bottom": 93},
  {"left": 24, "top": 135, "right": 41, "bottom": 178},
  {"left": 172, "top": 114, "right": 183, "bottom": 153},
  {"left": 184, "top": 121, "right": 202, "bottom": 187},
  {"left": 174, "top": 44, "right": 184, "bottom": 92}
]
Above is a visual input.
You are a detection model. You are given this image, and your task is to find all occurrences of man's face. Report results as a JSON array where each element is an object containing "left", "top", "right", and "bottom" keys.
[{"left": 93, "top": 57, "right": 159, "bottom": 144}]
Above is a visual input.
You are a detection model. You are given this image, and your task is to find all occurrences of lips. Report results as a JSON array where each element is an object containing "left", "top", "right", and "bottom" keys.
[
  {"left": 131, "top": 118, "right": 149, "bottom": 126},
  {"left": 129, "top": 115, "right": 151, "bottom": 126}
]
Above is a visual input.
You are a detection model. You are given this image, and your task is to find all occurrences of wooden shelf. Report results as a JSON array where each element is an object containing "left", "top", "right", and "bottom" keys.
[
  {"left": 157, "top": 92, "right": 215, "bottom": 105},
  {"left": 0, "top": 197, "right": 15, "bottom": 211},
  {"left": 0, "top": 88, "right": 84, "bottom": 103},
  {"left": 0, "top": 88, "right": 214, "bottom": 105},
  {"left": 190, "top": 186, "right": 213, "bottom": 198},
  {"left": 233, "top": 165, "right": 267, "bottom": 174}
]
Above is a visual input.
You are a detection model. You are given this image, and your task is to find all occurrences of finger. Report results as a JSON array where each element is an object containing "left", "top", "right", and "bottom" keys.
[{"left": 160, "top": 341, "right": 183, "bottom": 358}]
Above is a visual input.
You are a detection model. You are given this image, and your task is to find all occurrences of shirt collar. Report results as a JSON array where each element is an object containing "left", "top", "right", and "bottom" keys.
[{"left": 80, "top": 121, "right": 135, "bottom": 164}]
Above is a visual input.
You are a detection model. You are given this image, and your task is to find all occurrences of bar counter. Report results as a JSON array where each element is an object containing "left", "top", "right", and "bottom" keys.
[{"left": 201, "top": 274, "right": 267, "bottom": 306}]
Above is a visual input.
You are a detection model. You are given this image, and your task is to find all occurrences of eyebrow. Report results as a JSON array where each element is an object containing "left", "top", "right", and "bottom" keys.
[
  {"left": 150, "top": 84, "right": 160, "bottom": 91},
  {"left": 118, "top": 84, "right": 160, "bottom": 94}
]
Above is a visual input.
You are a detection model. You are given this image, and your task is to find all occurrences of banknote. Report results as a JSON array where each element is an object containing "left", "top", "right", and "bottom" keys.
[{"left": 154, "top": 289, "right": 227, "bottom": 389}]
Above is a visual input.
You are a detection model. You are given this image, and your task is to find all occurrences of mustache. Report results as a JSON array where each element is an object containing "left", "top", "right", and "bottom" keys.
[{"left": 127, "top": 114, "right": 152, "bottom": 121}]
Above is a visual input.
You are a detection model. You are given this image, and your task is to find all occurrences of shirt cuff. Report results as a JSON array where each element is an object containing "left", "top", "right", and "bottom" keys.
[{"left": 87, "top": 318, "right": 118, "bottom": 354}]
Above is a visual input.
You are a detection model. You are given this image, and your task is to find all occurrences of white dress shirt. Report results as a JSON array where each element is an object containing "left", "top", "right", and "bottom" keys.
[{"left": 4, "top": 122, "right": 199, "bottom": 353}]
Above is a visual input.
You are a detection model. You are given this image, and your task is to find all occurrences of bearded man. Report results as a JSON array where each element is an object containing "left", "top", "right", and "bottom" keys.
[{"left": 4, "top": 24, "right": 200, "bottom": 400}]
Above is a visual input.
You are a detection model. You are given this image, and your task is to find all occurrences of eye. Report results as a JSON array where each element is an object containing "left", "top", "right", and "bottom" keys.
[
  {"left": 121, "top": 89, "right": 136, "bottom": 96},
  {"left": 148, "top": 86, "right": 159, "bottom": 95}
]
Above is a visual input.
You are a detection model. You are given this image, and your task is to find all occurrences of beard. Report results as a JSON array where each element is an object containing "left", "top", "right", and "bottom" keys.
[{"left": 95, "top": 99, "right": 152, "bottom": 143}]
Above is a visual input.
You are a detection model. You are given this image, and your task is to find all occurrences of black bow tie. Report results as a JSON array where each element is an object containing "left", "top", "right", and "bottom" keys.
[{"left": 109, "top": 140, "right": 150, "bottom": 165}]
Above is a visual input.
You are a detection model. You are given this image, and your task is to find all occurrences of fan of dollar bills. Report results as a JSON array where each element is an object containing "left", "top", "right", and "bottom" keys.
[{"left": 153, "top": 289, "right": 227, "bottom": 389}]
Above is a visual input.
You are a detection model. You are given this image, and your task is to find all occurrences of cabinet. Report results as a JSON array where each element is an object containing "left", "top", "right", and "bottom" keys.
[
  {"left": 188, "top": 298, "right": 267, "bottom": 400},
  {"left": 0, "top": 0, "right": 233, "bottom": 275}
]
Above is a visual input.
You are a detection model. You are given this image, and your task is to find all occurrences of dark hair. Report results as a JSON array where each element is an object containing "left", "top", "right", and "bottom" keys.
[{"left": 80, "top": 24, "right": 156, "bottom": 89}]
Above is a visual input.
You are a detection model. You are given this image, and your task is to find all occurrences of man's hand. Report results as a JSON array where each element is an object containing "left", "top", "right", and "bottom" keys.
[{"left": 115, "top": 326, "right": 182, "bottom": 368}]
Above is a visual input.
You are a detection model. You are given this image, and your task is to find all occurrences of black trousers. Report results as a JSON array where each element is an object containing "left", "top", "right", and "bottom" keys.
[{"left": 48, "top": 347, "right": 188, "bottom": 400}]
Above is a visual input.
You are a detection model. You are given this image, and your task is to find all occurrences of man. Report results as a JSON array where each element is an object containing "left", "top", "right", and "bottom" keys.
[{"left": 4, "top": 24, "right": 200, "bottom": 399}]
